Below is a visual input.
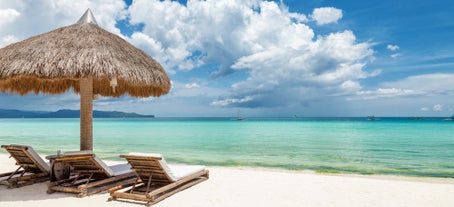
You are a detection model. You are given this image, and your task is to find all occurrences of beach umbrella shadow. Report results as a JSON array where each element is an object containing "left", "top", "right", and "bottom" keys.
[{"left": 0, "top": 9, "right": 171, "bottom": 151}]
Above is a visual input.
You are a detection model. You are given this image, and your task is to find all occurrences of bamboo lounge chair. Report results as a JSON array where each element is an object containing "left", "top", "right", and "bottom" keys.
[
  {"left": 0, "top": 144, "right": 50, "bottom": 188},
  {"left": 47, "top": 150, "right": 136, "bottom": 197},
  {"left": 109, "top": 153, "right": 209, "bottom": 206}
]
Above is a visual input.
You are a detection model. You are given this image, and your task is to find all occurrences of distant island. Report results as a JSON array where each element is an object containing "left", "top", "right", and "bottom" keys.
[{"left": 0, "top": 109, "right": 154, "bottom": 118}]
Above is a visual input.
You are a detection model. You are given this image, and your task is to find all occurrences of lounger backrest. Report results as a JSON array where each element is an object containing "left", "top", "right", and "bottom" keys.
[
  {"left": 121, "top": 153, "right": 178, "bottom": 183},
  {"left": 55, "top": 150, "right": 114, "bottom": 177},
  {"left": 1, "top": 144, "right": 49, "bottom": 173}
]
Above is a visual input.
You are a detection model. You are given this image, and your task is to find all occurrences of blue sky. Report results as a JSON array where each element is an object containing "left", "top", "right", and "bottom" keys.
[{"left": 0, "top": 0, "right": 453, "bottom": 117}]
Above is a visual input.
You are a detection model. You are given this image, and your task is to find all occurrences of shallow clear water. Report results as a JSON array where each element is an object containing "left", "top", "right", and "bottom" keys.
[{"left": 0, "top": 117, "right": 453, "bottom": 177}]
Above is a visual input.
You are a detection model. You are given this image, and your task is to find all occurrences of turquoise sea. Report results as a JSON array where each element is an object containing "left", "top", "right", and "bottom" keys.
[{"left": 0, "top": 117, "right": 453, "bottom": 178}]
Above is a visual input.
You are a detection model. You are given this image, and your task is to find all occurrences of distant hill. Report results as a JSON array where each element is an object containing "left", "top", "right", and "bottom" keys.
[{"left": 0, "top": 109, "right": 154, "bottom": 118}]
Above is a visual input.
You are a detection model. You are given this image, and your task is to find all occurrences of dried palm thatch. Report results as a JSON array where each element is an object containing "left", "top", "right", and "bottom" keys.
[{"left": 0, "top": 10, "right": 170, "bottom": 97}]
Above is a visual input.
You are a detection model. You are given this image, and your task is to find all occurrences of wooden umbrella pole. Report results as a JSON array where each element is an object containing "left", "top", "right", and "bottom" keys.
[{"left": 80, "top": 77, "right": 93, "bottom": 151}]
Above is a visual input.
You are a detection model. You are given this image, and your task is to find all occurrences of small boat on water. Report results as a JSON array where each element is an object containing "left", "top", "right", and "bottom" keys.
[
  {"left": 232, "top": 110, "right": 246, "bottom": 121},
  {"left": 443, "top": 115, "right": 454, "bottom": 121},
  {"left": 232, "top": 117, "right": 246, "bottom": 121},
  {"left": 410, "top": 117, "right": 423, "bottom": 120},
  {"left": 367, "top": 115, "right": 379, "bottom": 121}
]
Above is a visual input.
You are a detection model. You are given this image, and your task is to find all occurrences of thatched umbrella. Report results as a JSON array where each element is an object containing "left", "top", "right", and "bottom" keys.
[{"left": 0, "top": 9, "right": 171, "bottom": 151}]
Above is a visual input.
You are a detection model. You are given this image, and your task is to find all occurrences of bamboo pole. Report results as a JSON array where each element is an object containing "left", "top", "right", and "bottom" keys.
[
  {"left": 48, "top": 185, "right": 82, "bottom": 194},
  {"left": 84, "top": 178, "right": 136, "bottom": 197},
  {"left": 148, "top": 177, "right": 208, "bottom": 205},
  {"left": 80, "top": 172, "right": 135, "bottom": 190},
  {"left": 80, "top": 77, "right": 93, "bottom": 151},
  {"left": 147, "top": 170, "right": 208, "bottom": 198},
  {"left": 111, "top": 191, "right": 150, "bottom": 201}
]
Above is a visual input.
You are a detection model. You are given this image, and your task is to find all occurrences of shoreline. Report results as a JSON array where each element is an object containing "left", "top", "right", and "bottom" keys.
[
  {"left": 2, "top": 153, "right": 454, "bottom": 207},
  {"left": 220, "top": 165, "right": 454, "bottom": 185},
  {"left": 0, "top": 152, "right": 453, "bottom": 183}
]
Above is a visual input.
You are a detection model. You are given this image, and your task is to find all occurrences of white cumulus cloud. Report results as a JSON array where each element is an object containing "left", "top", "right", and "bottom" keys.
[
  {"left": 311, "top": 7, "right": 343, "bottom": 25},
  {"left": 126, "top": 1, "right": 373, "bottom": 108},
  {"left": 433, "top": 104, "right": 443, "bottom": 111},
  {"left": 381, "top": 73, "right": 454, "bottom": 95},
  {"left": 223, "top": 29, "right": 374, "bottom": 107},
  {"left": 185, "top": 83, "right": 200, "bottom": 89},
  {"left": 420, "top": 107, "right": 429, "bottom": 111},
  {"left": 387, "top": 44, "right": 399, "bottom": 51},
  {"left": 128, "top": 0, "right": 313, "bottom": 75},
  {"left": 0, "top": 0, "right": 377, "bottom": 112},
  {"left": 0, "top": 8, "right": 20, "bottom": 26},
  {"left": 348, "top": 73, "right": 454, "bottom": 108},
  {"left": 211, "top": 96, "right": 254, "bottom": 106},
  {"left": 355, "top": 88, "right": 424, "bottom": 100},
  {"left": 341, "top": 80, "right": 362, "bottom": 92},
  {"left": 0, "top": 35, "right": 19, "bottom": 48},
  {"left": 390, "top": 53, "right": 402, "bottom": 58},
  {"left": 0, "top": 0, "right": 127, "bottom": 47},
  {"left": 127, "top": 0, "right": 373, "bottom": 109}
]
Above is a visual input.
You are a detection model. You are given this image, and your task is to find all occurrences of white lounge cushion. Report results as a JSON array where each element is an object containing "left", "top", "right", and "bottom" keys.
[
  {"left": 168, "top": 165, "right": 206, "bottom": 181},
  {"left": 110, "top": 163, "right": 132, "bottom": 176},
  {"left": 63, "top": 150, "right": 116, "bottom": 177},
  {"left": 9, "top": 145, "right": 50, "bottom": 172},
  {"left": 63, "top": 150, "right": 93, "bottom": 156},
  {"left": 128, "top": 152, "right": 162, "bottom": 158},
  {"left": 94, "top": 156, "right": 115, "bottom": 177},
  {"left": 128, "top": 152, "right": 206, "bottom": 182}
]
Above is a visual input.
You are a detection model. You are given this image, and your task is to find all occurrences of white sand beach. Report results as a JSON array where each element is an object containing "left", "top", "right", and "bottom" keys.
[{"left": 1, "top": 153, "right": 454, "bottom": 207}]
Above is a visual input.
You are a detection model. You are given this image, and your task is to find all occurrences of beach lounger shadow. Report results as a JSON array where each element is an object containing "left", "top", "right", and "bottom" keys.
[
  {"left": 47, "top": 150, "right": 136, "bottom": 197},
  {"left": 0, "top": 145, "right": 50, "bottom": 188},
  {"left": 109, "top": 153, "right": 209, "bottom": 206}
]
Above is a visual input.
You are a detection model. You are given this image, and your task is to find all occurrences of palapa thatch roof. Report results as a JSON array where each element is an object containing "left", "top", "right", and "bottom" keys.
[{"left": 0, "top": 10, "right": 170, "bottom": 98}]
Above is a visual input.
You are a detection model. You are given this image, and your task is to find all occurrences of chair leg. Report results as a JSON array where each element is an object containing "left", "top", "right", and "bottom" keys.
[
  {"left": 19, "top": 167, "right": 28, "bottom": 177},
  {"left": 129, "top": 176, "right": 140, "bottom": 194},
  {"left": 145, "top": 174, "right": 153, "bottom": 194},
  {"left": 85, "top": 173, "right": 94, "bottom": 184},
  {"left": 70, "top": 174, "right": 81, "bottom": 185},
  {"left": 6, "top": 166, "right": 23, "bottom": 180}
]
